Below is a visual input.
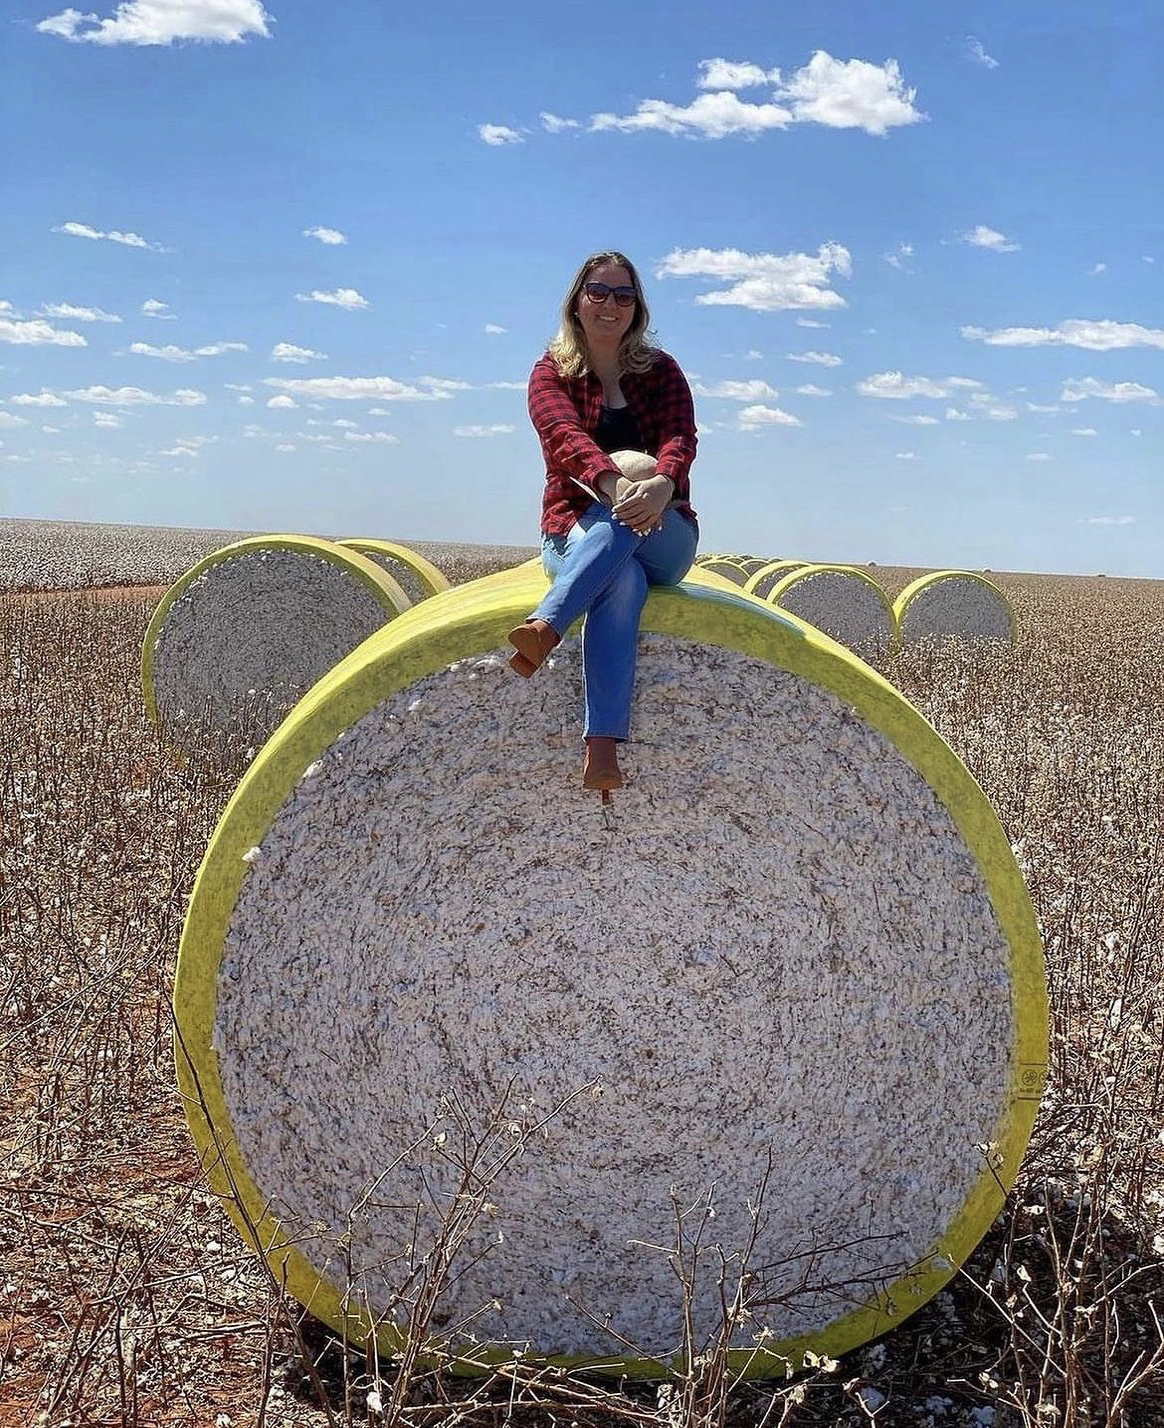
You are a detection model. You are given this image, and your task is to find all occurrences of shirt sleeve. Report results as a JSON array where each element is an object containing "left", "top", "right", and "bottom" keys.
[
  {"left": 648, "top": 353, "right": 698, "bottom": 499},
  {"left": 527, "top": 355, "right": 620, "bottom": 490}
]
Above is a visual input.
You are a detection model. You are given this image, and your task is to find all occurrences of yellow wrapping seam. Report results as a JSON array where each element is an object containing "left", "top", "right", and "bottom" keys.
[
  {"left": 742, "top": 559, "right": 807, "bottom": 596},
  {"left": 173, "top": 570, "right": 1046, "bottom": 1379},
  {"left": 337, "top": 537, "right": 452, "bottom": 596},
  {"left": 894, "top": 570, "right": 1018, "bottom": 643}
]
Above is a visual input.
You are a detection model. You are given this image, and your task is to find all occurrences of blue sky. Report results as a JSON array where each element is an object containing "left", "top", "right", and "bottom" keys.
[{"left": 1, "top": 0, "right": 1160, "bottom": 575}]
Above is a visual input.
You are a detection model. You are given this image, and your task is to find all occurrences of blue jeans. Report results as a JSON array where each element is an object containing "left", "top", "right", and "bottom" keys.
[{"left": 534, "top": 503, "right": 698, "bottom": 740}]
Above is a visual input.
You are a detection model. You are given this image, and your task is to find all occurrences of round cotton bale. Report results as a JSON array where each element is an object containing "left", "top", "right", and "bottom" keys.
[
  {"left": 338, "top": 537, "right": 451, "bottom": 605},
  {"left": 141, "top": 535, "right": 410, "bottom": 768},
  {"left": 895, "top": 572, "right": 1017, "bottom": 645},
  {"left": 743, "top": 559, "right": 809, "bottom": 601},
  {"left": 765, "top": 564, "right": 897, "bottom": 656},
  {"left": 175, "top": 564, "right": 1046, "bottom": 1375},
  {"left": 694, "top": 555, "right": 771, "bottom": 586}
]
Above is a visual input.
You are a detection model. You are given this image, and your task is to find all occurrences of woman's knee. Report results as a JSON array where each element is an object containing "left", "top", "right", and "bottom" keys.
[{"left": 638, "top": 519, "right": 697, "bottom": 586}]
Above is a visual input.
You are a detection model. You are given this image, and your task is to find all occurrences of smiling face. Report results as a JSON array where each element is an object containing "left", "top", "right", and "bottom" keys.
[{"left": 574, "top": 260, "right": 637, "bottom": 356}]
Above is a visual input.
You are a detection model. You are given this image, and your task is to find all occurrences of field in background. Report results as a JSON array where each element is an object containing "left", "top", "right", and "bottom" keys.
[{"left": 1, "top": 538, "right": 1162, "bottom": 1427}]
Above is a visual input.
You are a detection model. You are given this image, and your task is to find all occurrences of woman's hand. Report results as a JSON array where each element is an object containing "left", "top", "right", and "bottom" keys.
[{"left": 612, "top": 474, "right": 674, "bottom": 536}]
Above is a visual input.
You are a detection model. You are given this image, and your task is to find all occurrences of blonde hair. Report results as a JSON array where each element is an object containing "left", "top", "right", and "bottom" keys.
[{"left": 548, "top": 251, "right": 657, "bottom": 377}]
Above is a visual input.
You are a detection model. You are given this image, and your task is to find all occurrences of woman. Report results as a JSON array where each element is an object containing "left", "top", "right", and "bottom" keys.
[{"left": 508, "top": 251, "right": 699, "bottom": 793}]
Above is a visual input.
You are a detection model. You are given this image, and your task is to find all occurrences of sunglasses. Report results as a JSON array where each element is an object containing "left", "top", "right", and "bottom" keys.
[{"left": 582, "top": 281, "right": 637, "bottom": 308}]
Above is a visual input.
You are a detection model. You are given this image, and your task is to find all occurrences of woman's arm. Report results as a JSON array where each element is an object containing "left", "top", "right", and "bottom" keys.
[
  {"left": 643, "top": 353, "right": 698, "bottom": 500},
  {"left": 527, "top": 355, "right": 621, "bottom": 494}
]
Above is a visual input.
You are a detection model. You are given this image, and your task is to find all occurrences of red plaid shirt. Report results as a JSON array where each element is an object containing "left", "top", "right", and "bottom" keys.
[{"left": 528, "top": 348, "right": 698, "bottom": 535}]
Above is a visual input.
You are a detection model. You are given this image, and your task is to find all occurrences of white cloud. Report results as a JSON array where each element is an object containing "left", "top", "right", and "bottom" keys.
[
  {"left": 961, "top": 225, "right": 1020, "bottom": 252},
  {"left": 895, "top": 451, "right": 916, "bottom": 460},
  {"left": 0, "top": 315, "right": 86, "bottom": 346},
  {"left": 983, "top": 405, "right": 1019, "bottom": 421},
  {"left": 141, "top": 298, "right": 175, "bottom": 319},
  {"left": 738, "top": 404, "right": 801, "bottom": 428},
  {"left": 64, "top": 385, "right": 206, "bottom": 405},
  {"left": 857, "top": 371, "right": 984, "bottom": 400},
  {"left": 37, "top": 302, "right": 122, "bottom": 322},
  {"left": 1026, "top": 402, "right": 1060, "bottom": 413},
  {"left": 275, "top": 443, "right": 296, "bottom": 452},
  {"left": 890, "top": 414, "right": 940, "bottom": 425},
  {"left": 1071, "top": 427, "right": 1098, "bottom": 437},
  {"left": 130, "top": 342, "right": 194, "bottom": 361},
  {"left": 264, "top": 375, "right": 455, "bottom": 402},
  {"left": 486, "top": 380, "right": 525, "bottom": 390},
  {"left": 484, "top": 323, "right": 507, "bottom": 335},
  {"left": 539, "top": 112, "right": 579, "bottom": 133},
  {"left": 271, "top": 342, "right": 327, "bottom": 363},
  {"left": 966, "top": 37, "right": 999, "bottom": 69},
  {"left": 295, "top": 288, "right": 369, "bottom": 310},
  {"left": 795, "top": 384, "right": 832, "bottom": 397},
  {"left": 54, "top": 220, "right": 168, "bottom": 251},
  {"left": 93, "top": 410, "right": 121, "bottom": 427},
  {"left": 130, "top": 340, "right": 246, "bottom": 360},
  {"left": 267, "top": 394, "right": 297, "bottom": 409},
  {"left": 478, "top": 123, "right": 523, "bottom": 146},
  {"left": 1026, "top": 452, "right": 1052, "bottom": 461},
  {"left": 0, "top": 412, "right": 30, "bottom": 429},
  {"left": 776, "top": 51, "right": 923, "bottom": 136},
  {"left": 592, "top": 52, "right": 921, "bottom": 138},
  {"left": 696, "top": 58, "right": 778, "bottom": 90},
  {"left": 796, "top": 318, "right": 828, "bottom": 328},
  {"left": 656, "top": 242, "right": 851, "bottom": 312},
  {"left": 883, "top": 242, "right": 913, "bottom": 269},
  {"left": 345, "top": 430, "right": 400, "bottom": 444},
  {"left": 694, "top": 379, "right": 780, "bottom": 400},
  {"left": 453, "top": 424, "right": 515, "bottom": 437},
  {"left": 37, "top": 1, "right": 272, "bottom": 45},
  {"left": 1131, "top": 428, "right": 1142, "bottom": 436},
  {"left": 1060, "top": 377, "right": 1161, "bottom": 404},
  {"left": 591, "top": 90, "right": 793, "bottom": 139},
  {"left": 1080, "top": 515, "right": 1135, "bottom": 525},
  {"left": 303, "top": 226, "right": 347, "bottom": 245},
  {"left": 41, "top": 426, "right": 62, "bottom": 434},
  {"left": 418, "top": 376, "right": 472, "bottom": 393},
  {"left": 1091, "top": 262, "right": 1107, "bottom": 275},
  {"left": 962, "top": 319, "right": 1164, "bottom": 351},
  {"left": 9, "top": 391, "right": 69, "bottom": 406},
  {"left": 945, "top": 407, "right": 971, "bottom": 421},
  {"left": 786, "top": 350, "right": 842, "bottom": 366}
]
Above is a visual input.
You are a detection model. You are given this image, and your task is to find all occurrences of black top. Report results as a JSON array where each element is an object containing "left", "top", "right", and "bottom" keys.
[{"left": 594, "top": 402, "right": 645, "bottom": 455}]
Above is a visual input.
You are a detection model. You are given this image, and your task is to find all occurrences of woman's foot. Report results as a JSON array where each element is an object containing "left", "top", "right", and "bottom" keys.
[
  {"left": 507, "top": 618, "right": 560, "bottom": 677},
  {"left": 582, "top": 736, "right": 623, "bottom": 791}
]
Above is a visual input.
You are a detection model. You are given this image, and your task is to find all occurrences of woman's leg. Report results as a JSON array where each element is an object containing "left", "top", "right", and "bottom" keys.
[
  {"left": 540, "top": 509, "right": 697, "bottom": 740},
  {"left": 579, "top": 559, "right": 648, "bottom": 738},
  {"left": 531, "top": 503, "right": 643, "bottom": 635}
]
